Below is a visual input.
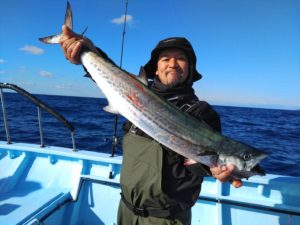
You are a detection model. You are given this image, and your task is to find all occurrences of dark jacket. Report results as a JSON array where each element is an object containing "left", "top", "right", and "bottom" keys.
[{"left": 123, "top": 90, "right": 221, "bottom": 209}]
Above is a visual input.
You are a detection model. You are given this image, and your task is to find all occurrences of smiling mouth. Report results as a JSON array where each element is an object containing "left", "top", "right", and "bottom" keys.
[
  {"left": 167, "top": 70, "right": 183, "bottom": 77},
  {"left": 167, "top": 70, "right": 179, "bottom": 74}
]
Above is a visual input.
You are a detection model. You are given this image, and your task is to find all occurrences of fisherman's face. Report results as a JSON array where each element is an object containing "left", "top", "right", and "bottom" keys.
[{"left": 155, "top": 49, "right": 189, "bottom": 87}]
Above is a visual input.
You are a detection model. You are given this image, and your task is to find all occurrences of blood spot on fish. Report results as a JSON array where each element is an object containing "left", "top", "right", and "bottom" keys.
[
  {"left": 126, "top": 91, "right": 144, "bottom": 111},
  {"left": 170, "top": 135, "right": 177, "bottom": 142},
  {"left": 134, "top": 81, "right": 145, "bottom": 93}
]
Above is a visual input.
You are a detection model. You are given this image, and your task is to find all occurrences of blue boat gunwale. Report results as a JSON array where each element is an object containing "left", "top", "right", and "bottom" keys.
[
  {"left": 0, "top": 141, "right": 123, "bottom": 164},
  {"left": 1, "top": 141, "right": 300, "bottom": 207},
  {"left": 1, "top": 141, "right": 300, "bottom": 225}
]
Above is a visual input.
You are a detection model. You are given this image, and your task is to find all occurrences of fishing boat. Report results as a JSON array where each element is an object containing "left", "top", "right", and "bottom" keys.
[{"left": 1, "top": 83, "right": 300, "bottom": 225}]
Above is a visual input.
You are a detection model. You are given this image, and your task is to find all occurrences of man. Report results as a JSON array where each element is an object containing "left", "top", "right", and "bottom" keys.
[{"left": 60, "top": 25, "right": 242, "bottom": 225}]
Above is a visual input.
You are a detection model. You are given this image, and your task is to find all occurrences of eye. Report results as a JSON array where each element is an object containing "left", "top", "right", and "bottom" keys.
[
  {"left": 177, "top": 56, "right": 188, "bottom": 61},
  {"left": 160, "top": 57, "right": 169, "bottom": 62},
  {"left": 242, "top": 152, "right": 252, "bottom": 161}
]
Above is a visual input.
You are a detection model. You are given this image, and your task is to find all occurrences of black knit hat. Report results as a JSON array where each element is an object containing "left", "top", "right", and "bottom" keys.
[{"left": 144, "top": 37, "right": 202, "bottom": 81}]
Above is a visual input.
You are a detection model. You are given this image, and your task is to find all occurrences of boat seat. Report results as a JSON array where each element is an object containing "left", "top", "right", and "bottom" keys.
[{"left": 0, "top": 187, "right": 71, "bottom": 225}]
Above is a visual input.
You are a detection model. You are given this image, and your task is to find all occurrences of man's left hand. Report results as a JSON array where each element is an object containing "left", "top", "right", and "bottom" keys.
[{"left": 210, "top": 164, "right": 243, "bottom": 188}]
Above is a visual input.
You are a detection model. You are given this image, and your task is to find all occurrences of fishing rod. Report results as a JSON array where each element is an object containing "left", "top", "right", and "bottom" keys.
[{"left": 110, "top": 0, "right": 129, "bottom": 157}]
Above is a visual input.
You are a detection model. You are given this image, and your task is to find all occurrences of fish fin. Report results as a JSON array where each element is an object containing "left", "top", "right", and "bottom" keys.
[
  {"left": 103, "top": 105, "right": 119, "bottom": 114},
  {"left": 38, "top": 1, "right": 73, "bottom": 44},
  {"left": 136, "top": 66, "right": 148, "bottom": 86},
  {"left": 197, "top": 154, "right": 219, "bottom": 168},
  {"left": 39, "top": 34, "right": 62, "bottom": 44},
  {"left": 64, "top": 1, "right": 73, "bottom": 30}
]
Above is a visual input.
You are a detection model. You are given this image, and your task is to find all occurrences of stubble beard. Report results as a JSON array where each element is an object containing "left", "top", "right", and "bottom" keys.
[{"left": 166, "top": 73, "right": 185, "bottom": 88}]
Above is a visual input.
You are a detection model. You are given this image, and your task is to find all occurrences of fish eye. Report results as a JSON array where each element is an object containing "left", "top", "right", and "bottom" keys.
[{"left": 243, "top": 152, "right": 252, "bottom": 161}]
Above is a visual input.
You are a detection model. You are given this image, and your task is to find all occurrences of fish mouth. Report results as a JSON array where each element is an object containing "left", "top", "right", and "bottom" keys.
[
  {"left": 232, "top": 164, "right": 265, "bottom": 180},
  {"left": 250, "top": 164, "right": 265, "bottom": 176},
  {"left": 250, "top": 153, "right": 268, "bottom": 175}
]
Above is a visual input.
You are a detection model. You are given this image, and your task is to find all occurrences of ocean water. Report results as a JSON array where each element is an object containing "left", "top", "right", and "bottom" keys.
[{"left": 0, "top": 93, "right": 299, "bottom": 176}]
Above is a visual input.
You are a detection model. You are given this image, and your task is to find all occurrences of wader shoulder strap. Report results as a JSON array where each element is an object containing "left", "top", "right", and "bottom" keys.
[{"left": 184, "top": 101, "right": 202, "bottom": 113}]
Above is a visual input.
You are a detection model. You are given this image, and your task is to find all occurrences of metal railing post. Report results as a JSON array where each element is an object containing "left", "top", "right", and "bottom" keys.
[
  {"left": 71, "top": 131, "right": 76, "bottom": 151},
  {"left": 0, "top": 83, "right": 76, "bottom": 151},
  {"left": 37, "top": 106, "right": 45, "bottom": 147},
  {"left": 0, "top": 88, "right": 11, "bottom": 144}
]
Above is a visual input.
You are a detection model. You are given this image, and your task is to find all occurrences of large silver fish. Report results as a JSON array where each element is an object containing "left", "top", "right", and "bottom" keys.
[{"left": 39, "top": 1, "right": 267, "bottom": 179}]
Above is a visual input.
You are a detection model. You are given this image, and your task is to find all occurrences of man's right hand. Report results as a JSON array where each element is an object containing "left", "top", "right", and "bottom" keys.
[{"left": 60, "top": 25, "right": 98, "bottom": 65}]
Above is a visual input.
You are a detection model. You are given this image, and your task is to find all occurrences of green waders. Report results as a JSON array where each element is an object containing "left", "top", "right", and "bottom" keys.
[{"left": 117, "top": 132, "right": 191, "bottom": 225}]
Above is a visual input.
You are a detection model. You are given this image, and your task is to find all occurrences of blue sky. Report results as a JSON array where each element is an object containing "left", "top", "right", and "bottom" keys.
[{"left": 0, "top": 0, "right": 299, "bottom": 110}]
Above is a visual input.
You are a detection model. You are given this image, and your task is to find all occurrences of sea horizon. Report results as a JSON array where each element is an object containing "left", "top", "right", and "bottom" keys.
[
  {"left": 37, "top": 93, "right": 300, "bottom": 111},
  {"left": 3, "top": 90, "right": 298, "bottom": 111}
]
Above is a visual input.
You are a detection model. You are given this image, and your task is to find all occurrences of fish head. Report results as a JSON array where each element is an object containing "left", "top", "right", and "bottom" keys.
[{"left": 218, "top": 149, "right": 267, "bottom": 179}]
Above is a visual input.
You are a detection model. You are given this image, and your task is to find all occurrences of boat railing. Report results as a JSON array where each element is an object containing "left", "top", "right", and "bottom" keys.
[{"left": 0, "top": 82, "right": 76, "bottom": 151}]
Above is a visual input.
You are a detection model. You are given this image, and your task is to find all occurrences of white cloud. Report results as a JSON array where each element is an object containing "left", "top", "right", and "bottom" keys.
[
  {"left": 0, "top": 59, "right": 5, "bottom": 64},
  {"left": 19, "top": 45, "right": 44, "bottom": 55},
  {"left": 55, "top": 83, "right": 74, "bottom": 89},
  {"left": 111, "top": 14, "right": 134, "bottom": 25},
  {"left": 39, "top": 70, "right": 53, "bottom": 77}
]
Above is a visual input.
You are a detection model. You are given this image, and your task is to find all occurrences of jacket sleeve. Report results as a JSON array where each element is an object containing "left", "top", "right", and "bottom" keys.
[
  {"left": 185, "top": 101, "right": 222, "bottom": 176},
  {"left": 187, "top": 101, "right": 221, "bottom": 133}
]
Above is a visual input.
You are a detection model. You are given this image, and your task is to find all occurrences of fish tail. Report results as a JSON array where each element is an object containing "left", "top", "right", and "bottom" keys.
[{"left": 39, "top": 1, "right": 73, "bottom": 44}]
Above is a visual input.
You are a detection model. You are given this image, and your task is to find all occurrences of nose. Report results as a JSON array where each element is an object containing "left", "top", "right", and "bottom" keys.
[{"left": 169, "top": 58, "right": 178, "bottom": 68}]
